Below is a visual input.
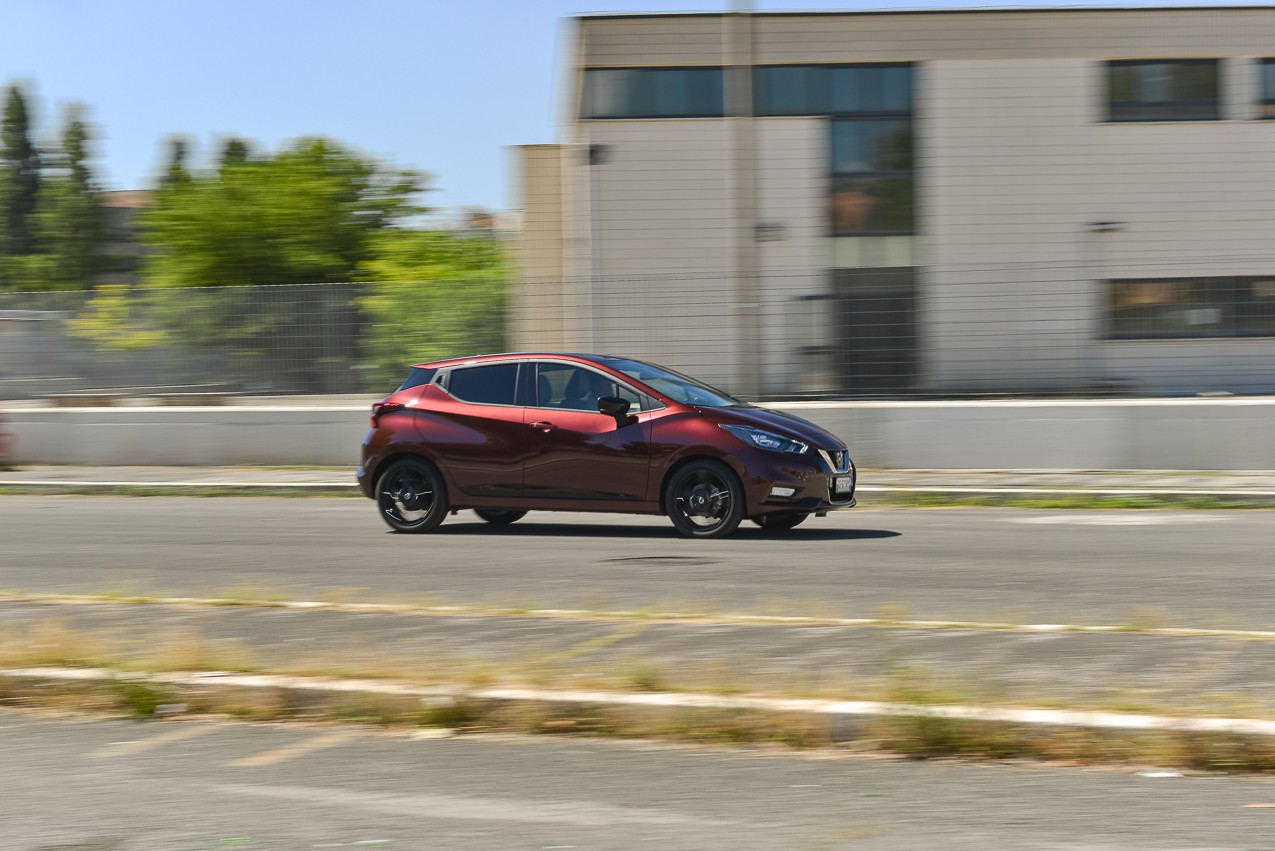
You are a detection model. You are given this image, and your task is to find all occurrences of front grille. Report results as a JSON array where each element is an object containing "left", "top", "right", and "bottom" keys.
[{"left": 818, "top": 448, "right": 852, "bottom": 474}]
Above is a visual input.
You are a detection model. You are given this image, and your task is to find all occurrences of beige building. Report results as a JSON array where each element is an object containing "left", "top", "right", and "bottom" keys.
[{"left": 515, "top": 7, "right": 1275, "bottom": 398}]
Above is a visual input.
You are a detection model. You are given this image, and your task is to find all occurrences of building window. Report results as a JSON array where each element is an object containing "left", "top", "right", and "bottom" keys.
[
  {"left": 1106, "top": 277, "right": 1275, "bottom": 339},
  {"left": 581, "top": 68, "right": 724, "bottom": 119},
  {"left": 755, "top": 64, "right": 912, "bottom": 116},
  {"left": 1261, "top": 59, "right": 1275, "bottom": 118},
  {"left": 830, "top": 120, "right": 913, "bottom": 235},
  {"left": 1106, "top": 60, "right": 1220, "bottom": 121},
  {"left": 754, "top": 64, "right": 918, "bottom": 236}
]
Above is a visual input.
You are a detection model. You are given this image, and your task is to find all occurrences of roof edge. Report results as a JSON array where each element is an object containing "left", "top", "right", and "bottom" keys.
[{"left": 576, "top": 5, "right": 1275, "bottom": 20}]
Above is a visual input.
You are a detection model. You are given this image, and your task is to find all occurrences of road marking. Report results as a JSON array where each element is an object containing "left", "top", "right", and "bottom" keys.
[
  {"left": 213, "top": 783, "right": 729, "bottom": 826},
  {"left": 1005, "top": 514, "right": 1229, "bottom": 526},
  {"left": 231, "top": 731, "right": 359, "bottom": 767},
  {"left": 92, "top": 722, "right": 215, "bottom": 757},
  {"left": 860, "top": 485, "right": 1275, "bottom": 497}
]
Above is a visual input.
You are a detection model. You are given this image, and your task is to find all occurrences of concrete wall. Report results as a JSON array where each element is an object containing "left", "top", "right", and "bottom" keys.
[
  {"left": 7, "top": 407, "right": 372, "bottom": 467},
  {"left": 756, "top": 119, "right": 827, "bottom": 397},
  {"left": 10, "top": 399, "right": 1275, "bottom": 471},
  {"left": 568, "top": 117, "right": 831, "bottom": 393},
  {"left": 513, "top": 145, "right": 570, "bottom": 352}
]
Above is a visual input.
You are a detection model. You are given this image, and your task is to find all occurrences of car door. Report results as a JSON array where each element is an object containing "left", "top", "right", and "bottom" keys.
[
  {"left": 431, "top": 361, "right": 528, "bottom": 499},
  {"left": 522, "top": 361, "right": 652, "bottom": 503}
]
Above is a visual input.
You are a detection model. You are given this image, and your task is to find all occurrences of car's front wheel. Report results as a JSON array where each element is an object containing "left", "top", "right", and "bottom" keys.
[
  {"left": 665, "top": 459, "right": 744, "bottom": 539},
  {"left": 376, "top": 458, "right": 448, "bottom": 533},
  {"left": 474, "top": 509, "right": 527, "bottom": 525},
  {"left": 751, "top": 511, "right": 809, "bottom": 531}
]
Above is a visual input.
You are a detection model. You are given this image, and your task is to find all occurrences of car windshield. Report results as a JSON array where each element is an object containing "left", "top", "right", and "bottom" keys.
[{"left": 598, "top": 358, "right": 742, "bottom": 408}]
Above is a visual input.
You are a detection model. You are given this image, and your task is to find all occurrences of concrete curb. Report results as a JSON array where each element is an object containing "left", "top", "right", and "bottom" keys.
[
  {"left": 5, "top": 480, "right": 1275, "bottom": 503},
  {"left": 8, "top": 666, "right": 1275, "bottom": 738},
  {"left": 0, "top": 481, "right": 358, "bottom": 494}
]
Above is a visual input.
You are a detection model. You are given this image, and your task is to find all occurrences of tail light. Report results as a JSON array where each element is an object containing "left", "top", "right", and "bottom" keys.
[{"left": 370, "top": 401, "right": 404, "bottom": 427}]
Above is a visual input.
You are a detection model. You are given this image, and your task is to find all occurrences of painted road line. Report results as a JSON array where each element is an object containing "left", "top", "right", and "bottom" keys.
[
  {"left": 231, "top": 731, "right": 360, "bottom": 767},
  {"left": 857, "top": 485, "right": 1275, "bottom": 497},
  {"left": 6, "top": 592, "right": 1275, "bottom": 640},
  {"left": 12, "top": 666, "right": 1275, "bottom": 738},
  {"left": 92, "top": 722, "right": 216, "bottom": 757}
]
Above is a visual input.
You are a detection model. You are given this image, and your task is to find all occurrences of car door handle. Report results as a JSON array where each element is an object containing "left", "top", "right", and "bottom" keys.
[{"left": 529, "top": 421, "right": 558, "bottom": 433}]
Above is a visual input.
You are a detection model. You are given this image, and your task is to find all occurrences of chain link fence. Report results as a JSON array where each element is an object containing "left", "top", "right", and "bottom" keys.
[
  {"left": 512, "top": 260, "right": 1275, "bottom": 400},
  {"left": 0, "top": 280, "right": 506, "bottom": 402},
  {"left": 3, "top": 261, "right": 1275, "bottom": 403}
]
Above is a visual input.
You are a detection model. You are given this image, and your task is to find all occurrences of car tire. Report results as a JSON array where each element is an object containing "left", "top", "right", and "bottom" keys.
[
  {"left": 665, "top": 459, "right": 744, "bottom": 539},
  {"left": 751, "top": 511, "right": 809, "bottom": 531},
  {"left": 375, "top": 457, "right": 449, "bottom": 533},
  {"left": 474, "top": 509, "right": 527, "bottom": 525}
]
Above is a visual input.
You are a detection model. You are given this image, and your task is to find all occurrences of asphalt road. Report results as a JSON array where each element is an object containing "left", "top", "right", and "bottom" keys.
[
  {"left": 5, "top": 709, "right": 1275, "bottom": 851},
  {"left": 1, "top": 496, "right": 1271, "bottom": 627}
]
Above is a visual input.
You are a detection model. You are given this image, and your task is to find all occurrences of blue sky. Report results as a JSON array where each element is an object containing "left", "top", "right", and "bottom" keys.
[{"left": 0, "top": 0, "right": 1261, "bottom": 213}]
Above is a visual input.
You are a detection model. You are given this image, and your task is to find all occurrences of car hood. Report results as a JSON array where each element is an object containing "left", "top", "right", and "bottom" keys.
[{"left": 701, "top": 406, "right": 847, "bottom": 451}]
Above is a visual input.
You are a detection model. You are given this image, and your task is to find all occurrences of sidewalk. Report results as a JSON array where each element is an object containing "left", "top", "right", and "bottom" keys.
[{"left": 4, "top": 465, "right": 1275, "bottom": 496}]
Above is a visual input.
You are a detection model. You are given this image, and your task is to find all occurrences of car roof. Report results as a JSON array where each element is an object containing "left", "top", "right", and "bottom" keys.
[{"left": 410, "top": 352, "right": 618, "bottom": 370}]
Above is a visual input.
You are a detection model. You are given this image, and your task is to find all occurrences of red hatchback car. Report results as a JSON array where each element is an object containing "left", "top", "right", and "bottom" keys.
[{"left": 357, "top": 353, "right": 856, "bottom": 538}]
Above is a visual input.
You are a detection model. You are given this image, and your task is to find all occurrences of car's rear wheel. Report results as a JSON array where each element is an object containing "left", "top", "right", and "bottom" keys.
[
  {"left": 665, "top": 459, "right": 744, "bottom": 539},
  {"left": 751, "top": 511, "right": 810, "bottom": 531},
  {"left": 376, "top": 458, "right": 448, "bottom": 533},
  {"left": 474, "top": 509, "right": 527, "bottom": 525}
]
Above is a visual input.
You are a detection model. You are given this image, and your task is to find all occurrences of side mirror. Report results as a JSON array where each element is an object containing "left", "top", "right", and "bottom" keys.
[{"left": 597, "top": 396, "right": 636, "bottom": 428}]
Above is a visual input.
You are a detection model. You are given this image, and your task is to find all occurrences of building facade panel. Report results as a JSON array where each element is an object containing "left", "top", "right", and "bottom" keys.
[
  {"left": 756, "top": 118, "right": 828, "bottom": 396},
  {"left": 924, "top": 54, "right": 1275, "bottom": 389},
  {"left": 523, "top": 9, "right": 1275, "bottom": 397}
]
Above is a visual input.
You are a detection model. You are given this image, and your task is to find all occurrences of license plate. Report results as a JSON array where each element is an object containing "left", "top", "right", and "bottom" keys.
[{"left": 834, "top": 475, "right": 853, "bottom": 494}]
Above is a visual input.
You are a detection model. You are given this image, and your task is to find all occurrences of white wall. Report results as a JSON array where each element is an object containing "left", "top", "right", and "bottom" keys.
[
  {"left": 11, "top": 400, "right": 1275, "bottom": 471},
  {"left": 923, "top": 57, "right": 1275, "bottom": 392},
  {"left": 568, "top": 118, "right": 830, "bottom": 395},
  {"left": 756, "top": 119, "right": 827, "bottom": 396}
]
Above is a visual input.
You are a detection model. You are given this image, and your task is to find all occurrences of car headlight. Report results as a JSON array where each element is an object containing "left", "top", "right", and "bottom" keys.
[{"left": 720, "top": 424, "right": 808, "bottom": 454}]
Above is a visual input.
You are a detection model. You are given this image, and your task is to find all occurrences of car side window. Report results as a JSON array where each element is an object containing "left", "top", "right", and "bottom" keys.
[
  {"left": 536, "top": 364, "right": 641, "bottom": 413},
  {"left": 446, "top": 363, "right": 520, "bottom": 406}
]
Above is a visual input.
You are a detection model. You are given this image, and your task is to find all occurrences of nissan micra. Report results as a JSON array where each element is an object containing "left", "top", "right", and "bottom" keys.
[{"left": 357, "top": 353, "right": 856, "bottom": 538}]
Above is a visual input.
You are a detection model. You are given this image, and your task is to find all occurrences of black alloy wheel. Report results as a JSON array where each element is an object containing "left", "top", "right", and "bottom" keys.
[
  {"left": 665, "top": 459, "right": 744, "bottom": 539},
  {"left": 376, "top": 458, "right": 448, "bottom": 533},
  {"left": 474, "top": 509, "right": 528, "bottom": 525},
  {"left": 751, "top": 511, "right": 809, "bottom": 531}
]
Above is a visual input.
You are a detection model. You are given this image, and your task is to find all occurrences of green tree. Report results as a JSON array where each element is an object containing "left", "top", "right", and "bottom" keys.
[
  {"left": 218, "top": 137, "right": 250, "bottom": 171},
  {"left": 0, "top": 83, "right": 42, "bottom": 286},
  {"left": 131, "top": 136, "right": 424, "bottom": 391},
  {"left": 143, "top": 136, "right": 421, "bottom": 289},
  {"left": 33, "top": 105, "right": 106, "bottom": 290},
  {"left": 160, "top": 136, "right": 192, "bottom": 187},
  {"left": 357, "top": 227, "right": 508, "bottom": 390}
]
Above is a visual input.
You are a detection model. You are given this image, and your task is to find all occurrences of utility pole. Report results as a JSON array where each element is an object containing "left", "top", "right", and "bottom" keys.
[{"left": 725, "top": 0, "right": 760, "bottom": 399}]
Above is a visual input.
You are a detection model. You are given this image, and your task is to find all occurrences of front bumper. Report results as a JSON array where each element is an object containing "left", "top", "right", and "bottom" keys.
[{"left": 733, "top": 448, "right": 857, "bottom": 516}]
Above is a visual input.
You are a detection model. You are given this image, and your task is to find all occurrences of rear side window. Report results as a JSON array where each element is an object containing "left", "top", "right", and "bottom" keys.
[
  {"left": 396, "top": 367, "right": 437, "bottom": 392},
  {"left": 446, "top": 363, "right": 520, "bottom": 405}
]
